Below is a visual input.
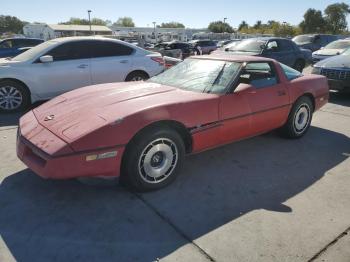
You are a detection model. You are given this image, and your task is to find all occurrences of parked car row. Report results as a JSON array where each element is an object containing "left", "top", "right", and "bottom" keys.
[
  {"left": 0, "top": 37, "right": 43, "bottom": 58},
  {"left": 0, "top": 37, "right": 165, "bottom": 112}
]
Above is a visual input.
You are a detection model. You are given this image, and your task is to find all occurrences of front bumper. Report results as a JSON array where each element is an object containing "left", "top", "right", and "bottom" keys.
[
  {"left": 328, "top": 79, "right": 350, "bottom": 92},
  {"left": 16, "top": 111, "right": 125, "bottom": 179}
]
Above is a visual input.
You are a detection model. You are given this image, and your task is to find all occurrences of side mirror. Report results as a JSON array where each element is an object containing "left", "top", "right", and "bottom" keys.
[
  {"left": 234, "top": 83, "right": 254, "bottom": 94},
  {"left": 320, "top": 47, "right": 324, "bottom": 50},
  {"left": 40, "top": 55, "right": 53, "bottom": 63}
]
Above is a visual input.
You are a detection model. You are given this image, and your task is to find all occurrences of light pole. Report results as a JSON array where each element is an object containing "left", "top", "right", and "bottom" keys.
[
  {"left": 152, "top": 22, "right": 156, "bottom": 41},
  {"left": 223, "top": 17, "right": 227, "bottom": 24},
  {"left": 87, "top": 10, "right": 92, "bottom": 35}
]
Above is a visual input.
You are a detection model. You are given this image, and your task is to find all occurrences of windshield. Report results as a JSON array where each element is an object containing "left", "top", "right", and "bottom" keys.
[
  {"left": 280, "top": 63, "right": 302, "bottom": 81},
  {"left": 342, "top": 48, "right": 350, "bottom": 55},
  {"left": 224, "top": 41, "right": 240, "bottom": 50},
  {"left": 230, "top": 39, "right": 266, "bottom": 53},
  {"left": 149, "top": 58, "right": 241, "bottom": 94},
  {"left": 324, "top": 41, "right": 350, "bottom": 50},
  {"left": 12, "top": 40, "right": 57, "bottom": 62},
  {"left": 293, "top": 35, "right": 314, "bottom": 44}
]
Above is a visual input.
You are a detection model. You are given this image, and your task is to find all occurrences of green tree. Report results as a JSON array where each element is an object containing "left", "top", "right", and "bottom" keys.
[
  {"left": 238, "top": 21, "right": 248, "bottom": 31},
  {"left": 159, "top": 22, "right": 185, "bottom": 28},
  {"left": 208, "top": 21, "right": 234, "bottom": 33},
  {"left": 324, "top": 2, "right": 350, "bottom": 34},
  {"left": 253, "top": 20, "right": 263, "bottom": 29},
  {"left": 113, "top": 17, "right": 135, "bottom": 27},
  {"left": 299, "top": 9, "right": 326, "bottom": 33},
  {"left": 60, "top": 17, "right": 107, "bottom": 26},
  {"left": 0, "top": 15, "right": 26, "bottom": 34}
]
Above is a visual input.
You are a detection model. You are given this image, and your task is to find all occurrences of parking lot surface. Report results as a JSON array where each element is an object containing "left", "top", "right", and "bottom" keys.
[{"left": 0, "top": 76, "right": 349, "bottom": 261}]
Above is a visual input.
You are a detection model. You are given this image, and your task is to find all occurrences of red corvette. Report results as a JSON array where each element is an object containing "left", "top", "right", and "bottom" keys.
[{"left": 17, "top": 54, "right": 329, "bottom": 191}]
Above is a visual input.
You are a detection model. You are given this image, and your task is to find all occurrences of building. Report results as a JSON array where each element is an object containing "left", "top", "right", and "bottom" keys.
[
  {"left": 110, "top": 26, "right": 206, "bottom": 43},
  {"left": 23, "top": 23, "right": 112, "bottom": 40}
]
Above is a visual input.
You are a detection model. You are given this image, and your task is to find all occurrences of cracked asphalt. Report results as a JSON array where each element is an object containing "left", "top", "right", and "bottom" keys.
[{"left": 0, "top": 72, "right": 349, "bottom": 261}]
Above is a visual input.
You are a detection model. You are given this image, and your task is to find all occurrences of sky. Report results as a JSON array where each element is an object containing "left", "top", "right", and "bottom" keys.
[{"left": 2, "top": 0, "right": 350, "bottom": 29}]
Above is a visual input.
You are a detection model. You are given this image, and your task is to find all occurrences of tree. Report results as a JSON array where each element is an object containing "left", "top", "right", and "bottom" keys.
[
  {"left": 0, "top": 15, "right": 26, "bottom": 34},
  {"left": 253, "top": 20, "right": 263, "bottom": 29},
  {"left": 299, "top": 9, "right": 326, "bottom": 33},
  {"left": 208, "top": 21, "right": 234, "bottom": 33},
  {"left": 113, "top": 17, "right": 135, "bottom": 27},
  {"left": 60, "top": 17, "right": 107, "bottom": 26},
  {"left": 324, "top": 2, "right": 350, "bottom": 34},
  {"left": 159, "top": 22, "right": 185, "bottom": 28},
  {"left": 238, "top": 21, "right": 248, "bottom": 31}
]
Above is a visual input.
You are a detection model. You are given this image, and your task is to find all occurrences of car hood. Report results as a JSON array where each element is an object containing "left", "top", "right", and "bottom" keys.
[
  {"left": 313, "top": 49, "right": 344, "bottom": 56},
  {"left": 314, "top": 54, "right": 350, "bottom": 68},
  {"left": 33, "top": 81, "right": 216, "bottom": 141},
  {"left": 0, "top": 58, "right": 24, "bottom": 67}
]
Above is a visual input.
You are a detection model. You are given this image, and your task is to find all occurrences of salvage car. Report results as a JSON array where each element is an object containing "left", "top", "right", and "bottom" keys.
[
  {"left": 189, "top": 40, "right": 217, "bottom": 55},
  {"left": 292, "top": 34, "right": 341, "bottom": 52},
  {"left": 17, "top": 55, "right": 329, "bottom": 191},
  {"left": 223, "top": 37, "right": 311, "bottom": 72},
  {"left": 0, "top": 38, "right": 43, "bottom": 58},
  {"left": 0, "top": 37, "right": 164, "bottom": 112},
  {"left": 312, "top": 39, "right": 350, "bottom": 63},
  {"left": 312, "top": 48, "right": 350, "bottom": 93},
  {"left": 153, "top": 41, "right": 196, "bottom": 59}
]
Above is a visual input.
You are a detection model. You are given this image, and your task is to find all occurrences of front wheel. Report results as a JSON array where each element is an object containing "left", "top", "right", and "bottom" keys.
[
  {"left": 125, "top": 71, "right": 149, "bottom": 82},
  {"left": 121, "top": 128, "right": 185, "bottom": 192},
  {"left": 280, "top": 96, "right": 313, "bottom": 138},
  {"left": 0, "top": 80, "right": 30, "bottom": 113}
]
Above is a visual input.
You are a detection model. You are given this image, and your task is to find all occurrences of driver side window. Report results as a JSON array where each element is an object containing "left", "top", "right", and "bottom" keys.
[
  {"left": 238, "top": 62, "right": 278, "bottom": 89},
  {"left": 266, "top": 41, "right": 279, "bottom": 52}
]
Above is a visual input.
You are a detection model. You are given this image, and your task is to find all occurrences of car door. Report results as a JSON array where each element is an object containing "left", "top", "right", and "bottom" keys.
[
  {"left": 90, "top": 40, "right": 134, "bottom": 84},
  {"left": 276, "top": 40, "right": 296, "bottom": 67},
  {"left": 30, "top": 41, "right": 92, "bottom": 99},
  {"left": 237, "top": 62, "right": 290, "bottom": 134}
]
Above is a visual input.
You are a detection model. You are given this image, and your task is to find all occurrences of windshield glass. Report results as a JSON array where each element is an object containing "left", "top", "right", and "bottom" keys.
[
  {"left": 342, "top": 48, "right": 350, "bottom": 55},
  {"left": 324, "top": 41, "right": 350, "bottom": 50},
  {"left": 230, "top": 39, "right": 266, "bottom": 53},
  {"left": 293, "top": 35, "right": 314, "bottom": 44},
  {"left": 12, "top": 40, "right": 57, "bottom": 62},
  {"left": 224, "top": 41, "right": 240, "bottom": 50},
  {"left": 149, "top": 58, "right": 241, "bottom": 94}
]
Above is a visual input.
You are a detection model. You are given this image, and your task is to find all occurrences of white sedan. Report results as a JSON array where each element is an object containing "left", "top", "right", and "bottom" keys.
[{"left": 0, "top": 37, "right": 165, "bottom": 112}]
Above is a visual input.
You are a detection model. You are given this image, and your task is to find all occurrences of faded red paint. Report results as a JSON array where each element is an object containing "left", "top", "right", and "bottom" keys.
[{"left": 17, "top": 55, "right": 329, "bottom": 179}]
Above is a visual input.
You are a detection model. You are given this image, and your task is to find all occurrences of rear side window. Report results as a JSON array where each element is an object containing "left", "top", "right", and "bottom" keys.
[
  {"left": 239, "top": 62, "right": 278, "bottom": 88},
  {"left": 280, "top": 63, "right": 302, "bottom": 81},
  {"left": 45, "top": 41, "right": 91, "bottom": 61},
  {"left": 279, "top": 40, "right": 294, "bottom": 51},
  {"left": 90, "top": 41, "right": 134, "bottom": 58}
]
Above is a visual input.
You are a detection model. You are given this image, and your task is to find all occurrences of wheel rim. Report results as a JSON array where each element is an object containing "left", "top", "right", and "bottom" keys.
[
  {"left": 0, "top": 86, "right": 23, "bottom": 110},
  {"left": 131, "top": 76, "right": 144, "bottom": 81},
  {"left": 138, "top": 138, "right": 178, "bottom": 184},
  {"left": 293, "top": 104, "right": 311, "bottom": 134}
]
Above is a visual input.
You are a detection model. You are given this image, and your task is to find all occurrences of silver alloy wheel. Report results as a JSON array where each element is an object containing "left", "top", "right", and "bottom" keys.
[
  {"left": 293, "top": 103, "right": 311, "bottom": 134},
  {"left": 131, "top": 76, "right": 145, "bottom": 81},
  {"left": 138, "top": 138, "right": 178, "bottom": 184},
  {"left": 0, "top": 86, "right": 23, "bottom": 110}
]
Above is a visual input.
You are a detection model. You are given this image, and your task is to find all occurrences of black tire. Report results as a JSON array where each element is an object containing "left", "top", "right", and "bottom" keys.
[
  {"left": 121, "top": 127, "right": 185, "bottom": 192},
  {"left": 293, "top": 59, "right": 305, "bottom": 72},
  {"left": 125, "top": 71, "right": 149, "bottom": 82},
  {"left": 280, "top": 96, "right": 314, "bottom": 139},
  {"left": 0, "top": 80, "right": 30, "bottom": 113}
]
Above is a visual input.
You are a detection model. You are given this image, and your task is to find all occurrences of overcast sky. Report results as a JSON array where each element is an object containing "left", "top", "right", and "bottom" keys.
[{"left": 2, "top": 0, "right": 350, "bottom": 28}]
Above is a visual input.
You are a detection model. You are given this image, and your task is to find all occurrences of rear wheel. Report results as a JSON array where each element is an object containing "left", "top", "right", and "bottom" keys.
[
  {"left": 280, "top": 96, "right": 313, "bottom": 138},
  {"left": 121, "top": 128, "right": 185, "bottom": 192},
  {"left": 125, "top": 71, "right": 149, "bottom": 82},
  {"left": 0, "top": 80, "right": 30, "bottom": 113}
]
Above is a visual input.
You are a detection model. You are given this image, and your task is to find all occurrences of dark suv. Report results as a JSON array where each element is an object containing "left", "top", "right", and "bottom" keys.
[
  {"left": 0, "top": 38, "right": 44, "bottom": 58},
  {"left": 224, "top": 37, "right": 311, "bottom": 72},
  {"left": 189, "top": 40, "right": 217, "bottom": 55},
  {"left": 154, "top": 41, "right": 195, "bottom": 59},
  {"left": 292, "top": 34, "right": 342, "bottom": 52}
]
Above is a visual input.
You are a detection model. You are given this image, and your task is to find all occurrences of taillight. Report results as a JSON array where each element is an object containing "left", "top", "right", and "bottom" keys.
[{"left": 151, "top": 56, "right": 165, "bottom": 66}]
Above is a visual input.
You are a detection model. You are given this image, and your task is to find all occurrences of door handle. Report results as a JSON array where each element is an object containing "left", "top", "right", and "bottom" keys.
[
  {"left": 277, "top": 90, "right": 286, "bottom": 96},
  {"left": 77, "top": 64, "right": 88, "bottom": 69},
  {"left": 120, "top": 60, "right": 129, "bottom": 64}
]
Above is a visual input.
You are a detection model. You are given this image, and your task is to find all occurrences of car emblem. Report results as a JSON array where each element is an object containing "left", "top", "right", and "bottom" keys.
[{"left": 44, "top": 115, "right": 55, "bottom": 121}]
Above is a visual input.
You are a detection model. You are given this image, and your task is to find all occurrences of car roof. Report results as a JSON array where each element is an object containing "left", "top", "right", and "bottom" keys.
[{"left": 192, "top": 54, "right": 276, "bottom": 63}]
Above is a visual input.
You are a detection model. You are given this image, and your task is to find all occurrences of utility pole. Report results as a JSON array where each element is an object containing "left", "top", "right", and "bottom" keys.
[
  {"left": 224, "top": 18, "right": 227, "bottom": 24},
  {"left": 152, "top": 22, "right": 156, "bottom": 42},
  {"left": 88, "top": 10, "right": 92, "bottom": 35}
]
